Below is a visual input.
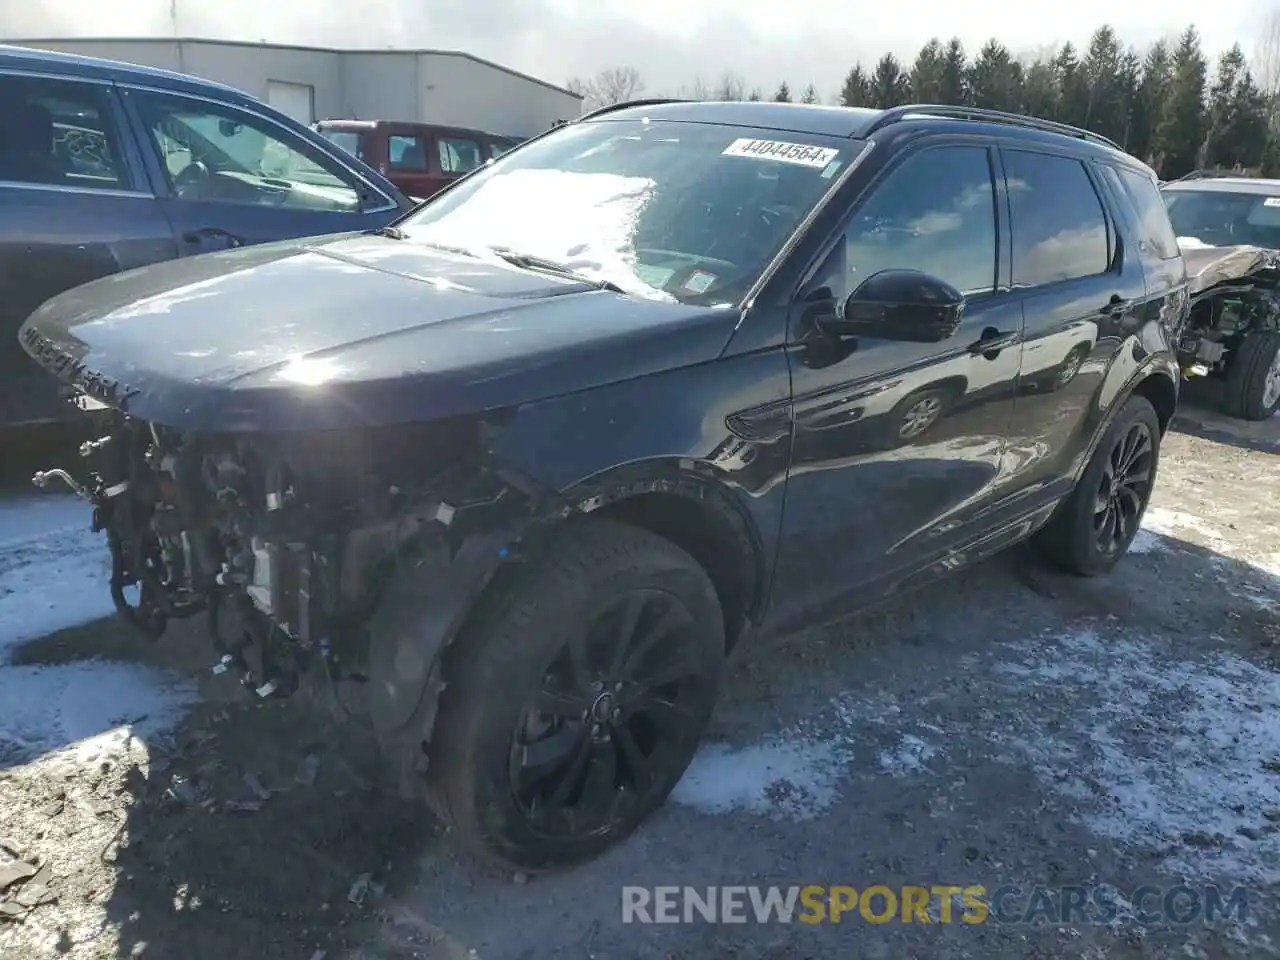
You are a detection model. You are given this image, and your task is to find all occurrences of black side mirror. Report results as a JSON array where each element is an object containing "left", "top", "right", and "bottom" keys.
[{"left": 818, "top": 269, "right": 966, "bottom": 343}]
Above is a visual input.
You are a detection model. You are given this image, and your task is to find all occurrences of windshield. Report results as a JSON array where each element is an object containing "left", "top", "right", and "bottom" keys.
[
  {"left": 399, "top": 119, "right": 855, "bottom": 304},
  {"left": 1164, "top": 188, "right": 1280, "bottom": 249}
]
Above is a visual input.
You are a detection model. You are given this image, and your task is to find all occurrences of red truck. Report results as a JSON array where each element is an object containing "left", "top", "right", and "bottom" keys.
[{"left": 313, "top": 119, "right": 520, "bottom": 201}]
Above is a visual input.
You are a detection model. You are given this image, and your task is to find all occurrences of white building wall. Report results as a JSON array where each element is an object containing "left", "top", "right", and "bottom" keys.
[
  {"left": 414, "top": 53, "right": 582, "bottom": 138},
  {"left": 6, "top": 39, "right": 581, "bottom": 138},
  {"left": 337, "top": 52, "right": 418, "bottom": 122}
]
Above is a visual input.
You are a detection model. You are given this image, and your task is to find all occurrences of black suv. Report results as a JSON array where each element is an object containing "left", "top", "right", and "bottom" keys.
[
  {"left": 0, "top": 43, "right": 413, "bottom": 427},
  {"left": 19, "top": 100, "right": 1187, "bottom": 869}
]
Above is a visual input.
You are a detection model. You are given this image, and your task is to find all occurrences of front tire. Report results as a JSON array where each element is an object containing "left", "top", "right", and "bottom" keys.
[
  {"left": 1223, "top": 330, "right": 1280, "bottom": 421},
  {"left": 1034, "top": 394, "right": 1161, "bottom": 576},
  {"left": 424, "top": 518, "right": 724, "bottom": 870}
]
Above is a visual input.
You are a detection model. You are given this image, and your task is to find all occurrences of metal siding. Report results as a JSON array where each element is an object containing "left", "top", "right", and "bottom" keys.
[
  {"left": 336, "top": 52, "right": 417, "bottom": 122},
  {"left": 4, "top": 39, "right": 580, "bottom": 138},
  {"left": 415, "top": 53, "right": 581, "bottom": 138}
]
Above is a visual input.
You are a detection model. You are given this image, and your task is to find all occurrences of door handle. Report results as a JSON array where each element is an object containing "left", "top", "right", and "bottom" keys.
[
  {"left": 182, "top": 227, "right": 244, "bottom": 249},
  {"left": 967, "top": 326, "right": 1020, "bottom": 356}
]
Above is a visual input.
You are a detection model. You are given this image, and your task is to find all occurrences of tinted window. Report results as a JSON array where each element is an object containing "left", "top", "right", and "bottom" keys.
[
  {"left": 438, "top": 137, "right": 484, "bottom": 174},
  {"left": 1004, "top": 151, "right": 1110, "bottom": 288},
  {"left": 842, "top": 146, "right": 997, "bottom": 296},
  {"left": 0, "top": 75, "right": 126, "bottom": 190},
  {"left": 135, "top": 91, "right": 361, "bottom": 213},
  {"left": 1115, "top": 166, "right": 1180, "bottom": 259},
  {"left": 388, "top": 134, "right": 429, "bottom": 171}
]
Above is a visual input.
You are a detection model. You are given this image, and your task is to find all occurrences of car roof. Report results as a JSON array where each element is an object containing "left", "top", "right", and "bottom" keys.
[
  {"left": 582, "top": 100, "right": 1146, "bottom": 171},
  {"left": 316, "top": 118, "right": 502, "bottom": 139},
  {"left": 1162, "top": 177, "right": 1280, "bottom": 194},
  {"left": 0, "top": 43, "right": 254, "bottom": 104}
]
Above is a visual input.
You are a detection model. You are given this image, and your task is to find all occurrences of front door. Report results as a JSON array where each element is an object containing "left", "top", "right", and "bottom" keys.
[
  {"left": 118, "top": 87, "right": 398, "bottom": 256},
  {"left": 766, "top": 142, "right": 1025, "bottom": 631},
  {"left": 0, "top": 72, "right": 176, "bottom": 426}
]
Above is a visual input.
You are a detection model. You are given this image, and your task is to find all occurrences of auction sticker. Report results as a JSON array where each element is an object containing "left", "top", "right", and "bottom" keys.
[
  {"left": 722, "top": 138, "right": 839, "bottom": 168},
  {"left": 1264, "top": 197, "right": 1280, "bottom": 207}
]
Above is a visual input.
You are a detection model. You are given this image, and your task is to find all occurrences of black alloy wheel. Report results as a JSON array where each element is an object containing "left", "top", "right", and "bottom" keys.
[
  {"left": 1093, "top": 419, "right": 1154, "bottom": 557},
  {"left": 509, "top": 588, "right": 715, "bottom": 838},
  {"left": 415, "top": 518, "right": 725, "bottom": 870}
]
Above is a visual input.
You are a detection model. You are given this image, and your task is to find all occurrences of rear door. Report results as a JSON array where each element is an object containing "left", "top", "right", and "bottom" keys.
[
  {"left": 0, "top": 70, "right": 176, "bottom": 425},
  {"left": 383, "top": 126, "right": 441, "bottom": 199},
  {"left": 998, "top": 146, "right": 1148, "bottom": 499},
  {"left": 118, "top": 85, "right": 402, "bottom": 255}
]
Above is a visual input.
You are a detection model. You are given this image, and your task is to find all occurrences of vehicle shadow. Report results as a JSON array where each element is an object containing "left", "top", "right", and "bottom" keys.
[{"left": 1172, "top": 380, "right": 1280, "bottom": 454}]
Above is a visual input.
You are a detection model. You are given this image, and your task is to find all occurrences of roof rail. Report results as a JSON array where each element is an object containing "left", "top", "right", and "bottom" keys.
[
  {"left": 572, "top": 97, "right": 693, "bottom": 123},
  {"left": 863, "top": 104, "right": 1122, "bottom": 151}
]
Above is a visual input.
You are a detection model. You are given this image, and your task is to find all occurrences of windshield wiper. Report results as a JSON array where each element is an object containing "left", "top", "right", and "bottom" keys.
[{"left": 487, "top": 247, "right": 627, "bottom": 294}]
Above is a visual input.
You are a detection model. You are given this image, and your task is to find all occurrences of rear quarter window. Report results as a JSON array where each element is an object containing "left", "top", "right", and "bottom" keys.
[{"left": 1114, "top": 166, "right": 1180, "bottom": 260}]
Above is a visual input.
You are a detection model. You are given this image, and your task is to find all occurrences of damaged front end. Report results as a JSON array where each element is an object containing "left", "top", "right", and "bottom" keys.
[
  {"left": 1178, "top": 243, "right": 1280, "bottom": 375},
  {"left": 33, "top": 412, "right": 557, "bottom": 709}
]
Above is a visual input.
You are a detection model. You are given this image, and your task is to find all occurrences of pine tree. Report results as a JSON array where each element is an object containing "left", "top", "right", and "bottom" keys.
[
  {"left": 1054, "top": 43, "right": 1089, "bottom": 126},
  {"left": 1022, "top": 56, "right": 1059, "bottom": 119},
  {"left": 939, "top": 38, "right": 970, "bottom": 105},
  {"left": 1156, "top": 27, "right": 1209, "bottom": 177},
  {"left": 1081, "top": 26, "right": 1124, "bottom": 141},
  {"left": 869, "top": 54, "right": 910, "bottom": 108},
  {"left": 801, "top": 84, "right": 820, "bottom": 104},
  {"left": 773, "top": 82, "right": 792, "bottom": 103},
  {"left": 840, "top": 65, "right": 871, "bottom": 107},
  {"left": 968, "top": 39, "right": 1024, "bottom": 112},
  {"left": 1131, "top": 41, "right": 1172, "bottom": 166},
  {"left": 910, "top": 38, "right": 946, "bottom": 102}
]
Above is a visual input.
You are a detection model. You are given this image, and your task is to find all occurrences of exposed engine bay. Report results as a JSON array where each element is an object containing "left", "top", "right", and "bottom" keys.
[
  {"left": 33, "top": 413, "right": 547, "bottom": 706},
  {"left": 1178, "top": 242, "right": 1280, "bottom": 374}
]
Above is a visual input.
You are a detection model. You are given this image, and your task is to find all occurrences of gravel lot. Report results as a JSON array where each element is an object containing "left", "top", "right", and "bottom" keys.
[{"left": 1, "top": 393, "right": 1279, "bottom": 960}]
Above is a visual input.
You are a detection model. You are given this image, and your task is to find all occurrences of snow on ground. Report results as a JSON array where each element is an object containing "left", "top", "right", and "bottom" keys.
[
  {"left": 669, "top": 503, "right": 1280, "bottom": 892},
  {"left": 0, "top": 494, "right": 195, "bottom": 768}
]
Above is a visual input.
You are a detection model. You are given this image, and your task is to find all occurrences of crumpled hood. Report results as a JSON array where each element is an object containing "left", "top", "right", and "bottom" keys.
[
  {"left": 18, "top": 233, "right": 737, "bottom": 432},
  {"left": 1180, "top": 240, "right": 1280, "bottom": 297}
]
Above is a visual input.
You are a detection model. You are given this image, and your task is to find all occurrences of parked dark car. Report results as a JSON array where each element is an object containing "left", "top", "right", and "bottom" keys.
[
  {"left": 1161, "top": 176, "right": 1280, "bottom": 419},
  {"left": 20, "top": 100, "right": 1186, "bottom": 870},
  {"left": 313, "top": 118, "right": 521, "bottom": 201},
  {"left": 0, "top": 43, "right": 414, "bottom": 427}
]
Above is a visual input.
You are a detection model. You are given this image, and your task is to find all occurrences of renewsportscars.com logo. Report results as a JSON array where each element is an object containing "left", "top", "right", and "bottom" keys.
[{"left": 621, "top": 884, "right": 1250, "bottom": 926}]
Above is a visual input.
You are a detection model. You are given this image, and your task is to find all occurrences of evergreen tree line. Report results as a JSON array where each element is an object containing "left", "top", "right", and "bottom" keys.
[{"left": 768, "top": 26, "right": 1275, "bottom": 180}]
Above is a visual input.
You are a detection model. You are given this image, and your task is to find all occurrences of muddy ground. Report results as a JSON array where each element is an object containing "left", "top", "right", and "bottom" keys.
[{"left": 2, "top": 389, "right": 1280, "bottom": 960}]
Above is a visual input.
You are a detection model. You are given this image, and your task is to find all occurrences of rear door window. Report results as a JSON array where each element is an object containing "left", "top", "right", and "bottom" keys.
[
  {"left": 0, "top": 74, "right": 129, "bottom": 191},
  {"left": 438, "top": 136, "right": 484, "bottom": 174},
  {"left": 1003, "top": 150, "right": 1111, "bottom": 288},
  {"left": 388, "top": 134, "right": 429, "bottom": 171}
]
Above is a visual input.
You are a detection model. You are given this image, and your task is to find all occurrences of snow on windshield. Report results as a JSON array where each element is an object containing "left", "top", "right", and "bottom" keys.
[{"left": 404, "top": 168, "right": 676, "bottom": 302}]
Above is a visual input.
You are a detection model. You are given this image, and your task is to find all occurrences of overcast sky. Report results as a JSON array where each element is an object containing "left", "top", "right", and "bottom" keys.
[{"left": 5, "top": 0, "right": 1277, "bottom": 98}]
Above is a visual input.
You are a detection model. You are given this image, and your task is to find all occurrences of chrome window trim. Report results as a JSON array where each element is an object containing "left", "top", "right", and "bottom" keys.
[
  {"left": 0, "top": 179, "right": 152, "bottom": 199},
  {"left": 739, "top": 138, "right": 877, "bottom": 310},
  {"left": 117, "top": 81, "right": 400, "bottom": 214},
  {"left": 0, "top": 67, "right": 113, "bottom": 85}
]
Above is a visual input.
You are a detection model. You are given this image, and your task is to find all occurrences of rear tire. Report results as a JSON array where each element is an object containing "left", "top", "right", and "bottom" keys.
[
  {"left": 424, "top": 518, "right": 724, "bottom": 870},
  {"left": 1034, "top": 394, "right": 1161, "bottom": 576},
  {"left": 1223, "top": 330, "right": 1280, "bottom": 421}
]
